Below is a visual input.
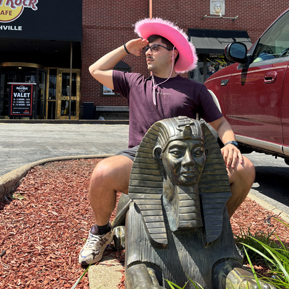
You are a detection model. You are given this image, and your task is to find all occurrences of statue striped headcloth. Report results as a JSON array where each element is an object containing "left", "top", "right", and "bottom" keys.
[{"left": 128, "top": 116, "right": 231, "bottom": 247}]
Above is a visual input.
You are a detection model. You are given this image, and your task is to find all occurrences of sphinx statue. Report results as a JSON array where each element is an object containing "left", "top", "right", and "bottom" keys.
[{"left": 112, "top": 116, "right": 274, "bottom": 289}]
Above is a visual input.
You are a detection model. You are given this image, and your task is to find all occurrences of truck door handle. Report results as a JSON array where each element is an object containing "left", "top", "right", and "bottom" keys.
[{"left": 264, "top": 71, "right": 277, "bottom": 83}]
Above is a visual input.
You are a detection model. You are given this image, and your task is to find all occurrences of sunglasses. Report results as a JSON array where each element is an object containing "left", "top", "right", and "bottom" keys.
[{"left": 143, "top": 43, "right": 172, "bottom": 53}]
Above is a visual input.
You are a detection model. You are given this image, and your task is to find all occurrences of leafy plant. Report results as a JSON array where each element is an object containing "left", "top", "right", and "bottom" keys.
[
  {"left": 243, "top": 247, "right": 262, "bottom": 289},
  {"left": 12, "top": 193, "right": 26, "bottom": 200},
  {"left": 165, "top": 219, "right": 289, "bottom": 289},
  {"left": 187, "top": 276, "right": 204, "bottom": 289},
  {"left": 165, "top": 279, "right": 188, "bottom": 289},
  {"left": 165, "top": 276, "right": 204, "bottom": 289},
  {"left": 235, "top": 226, "right": 279, "bottom": 263},
  {"left": 71, "top": 264, "right": 93, "bottom": 289},
  {"left": 241, "top": 219, "right": 289, "bottom": 289}
]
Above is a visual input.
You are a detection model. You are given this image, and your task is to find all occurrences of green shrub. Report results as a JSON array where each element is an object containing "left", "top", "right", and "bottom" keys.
[{"left": 241, "top": 219, "right": 289, "bottom": 289}]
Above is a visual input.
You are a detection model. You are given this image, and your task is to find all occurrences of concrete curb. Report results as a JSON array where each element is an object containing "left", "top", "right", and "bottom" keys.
[
  {"left": 248, "top": 192, "right": 289, "bottom": 223},
  {"left": 0, "top": 154, "right": 113, "bottom": 202}
]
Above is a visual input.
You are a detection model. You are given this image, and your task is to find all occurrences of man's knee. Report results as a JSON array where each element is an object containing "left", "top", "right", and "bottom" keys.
[
  {"left": 90, "top": 156, "right": 133, "bottom": 192},
  {"left": 90, "top": 158, "right": 117, "bottom": 187},
  {"left": 228, "top": 156, "right": 255, "bottom": 186},
  {"left": 244, "top": 158, "right": 255, "bottom": 183},
  {"left": 227, "top": 157, "right": 255, "bottom": 217},
  {"left": 238, "top": 157, "right": 255, "bottom": 186}
]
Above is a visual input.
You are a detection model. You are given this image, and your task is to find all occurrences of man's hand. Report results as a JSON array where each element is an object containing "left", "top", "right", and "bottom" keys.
[
  {"left": 209, "top": 117, "right": 244, "bottom": 169},
  {"left": 125, "top": 38, "right": 149, "bottom": 56},
  {"left": 221, "top": 144, "right": 243, "bottom": 168}
]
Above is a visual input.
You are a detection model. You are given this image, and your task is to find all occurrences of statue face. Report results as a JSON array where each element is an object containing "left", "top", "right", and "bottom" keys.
[
  {"left": 162, "top": 139, "right": 206, "bottom": 186},
  {"left": 214, "top": 2, "right": 222, "bottom": 13}
]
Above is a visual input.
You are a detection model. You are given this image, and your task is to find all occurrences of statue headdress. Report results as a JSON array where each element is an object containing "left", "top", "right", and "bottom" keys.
[{"left": 128, "top": 116, "right": 231, "bottom": 248}]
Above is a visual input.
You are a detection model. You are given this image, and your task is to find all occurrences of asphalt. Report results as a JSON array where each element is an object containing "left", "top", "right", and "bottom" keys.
[
  {"left": 1, "top": 120, "right": 289, "bottom": 289},
  {"left": 0, "top": 121, "right": 129, "bottom": 176},
  {"left": 1, "top": 120, "right": 288, "bottom": 222}
]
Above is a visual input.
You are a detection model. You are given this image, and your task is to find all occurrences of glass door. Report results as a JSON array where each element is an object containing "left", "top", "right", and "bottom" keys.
[
  {"left": 56, "top": 69, "right": 80, "bottom": 119},
  {"left": 46, "top": 68, "right": 57, "bottom": 119},
  {"left": 0, "top": 68, "right": 16, "bottom": 118},
  {"left": 35, "top": 69, "right": 47, "bottom": 119}
]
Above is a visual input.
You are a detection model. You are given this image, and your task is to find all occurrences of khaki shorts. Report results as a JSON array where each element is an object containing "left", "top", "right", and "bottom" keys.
[{"left": 115, "top": 145, "right": 140, "bottom": 161}]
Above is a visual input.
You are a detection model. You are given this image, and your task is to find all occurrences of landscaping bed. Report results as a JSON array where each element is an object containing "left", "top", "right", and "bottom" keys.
[{"left": 0, "top": 159, "right": 288, "bottom": 288}]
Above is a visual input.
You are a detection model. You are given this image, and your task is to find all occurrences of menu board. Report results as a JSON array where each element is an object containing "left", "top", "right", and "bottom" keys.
[{"left": 9, "top": 83, "right": 34, "bottom": 117}]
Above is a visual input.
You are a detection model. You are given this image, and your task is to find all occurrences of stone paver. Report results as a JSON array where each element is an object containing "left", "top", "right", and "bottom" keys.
[{"left": 88, "top": 256, "right": 124, "bottom": 289}]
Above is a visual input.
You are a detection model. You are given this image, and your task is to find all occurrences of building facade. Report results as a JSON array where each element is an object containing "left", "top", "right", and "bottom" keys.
[
  {"left": 0, "top": 0, "right": 82, "bottom": 119},
  {"left": 0, "top": 0, "right": 288, "bottom": 119}
]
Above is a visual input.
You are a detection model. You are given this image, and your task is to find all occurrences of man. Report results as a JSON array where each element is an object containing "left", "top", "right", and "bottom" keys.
[{"left": 79, "top": 18, "right": 255, "bottom": 266}]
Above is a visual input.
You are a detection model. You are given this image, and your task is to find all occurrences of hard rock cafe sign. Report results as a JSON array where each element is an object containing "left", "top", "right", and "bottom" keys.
[{"left": 0, "top": 0, "right": 38, "bottom": 23}]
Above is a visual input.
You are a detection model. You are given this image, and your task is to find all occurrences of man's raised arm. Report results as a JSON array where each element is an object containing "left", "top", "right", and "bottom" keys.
[{"left": 89, "top": 38, "right": 149, "bottom": 89}]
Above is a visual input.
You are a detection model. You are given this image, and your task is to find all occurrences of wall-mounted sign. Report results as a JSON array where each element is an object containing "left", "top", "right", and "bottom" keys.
[
  {"left": 0, "top": 0, "right": 82, "bottom": 41},
  {"left": 210, "top": 0, "right": 225, "bottom": 15},
  {"left": 0, "top": 0, "right": 38, "bottom": 24},
  {"left": 9, "top": 82, "right": 35, "bottom": 117}
]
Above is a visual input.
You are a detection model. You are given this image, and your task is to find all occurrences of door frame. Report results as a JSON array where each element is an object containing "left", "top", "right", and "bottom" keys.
[{"left": 45, "top": 68, "right": 81, "bottom": 120}]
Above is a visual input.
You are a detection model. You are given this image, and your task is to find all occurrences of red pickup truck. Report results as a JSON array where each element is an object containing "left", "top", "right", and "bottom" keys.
[{"left": 205, "top": 8, "right": 289, "bottom": 164}]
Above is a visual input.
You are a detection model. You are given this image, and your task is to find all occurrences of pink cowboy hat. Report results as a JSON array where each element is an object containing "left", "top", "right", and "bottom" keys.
[{"left": 134, "top": 18, "right": 198, "bottom": 73}]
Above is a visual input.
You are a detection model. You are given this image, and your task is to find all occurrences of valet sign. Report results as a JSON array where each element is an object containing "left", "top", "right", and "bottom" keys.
[
  {"left": 9, "top": 83, "right": 34, "bottom": 116},
  {"left": 0, "top": 0, "right": 38, "bottom": 26}
]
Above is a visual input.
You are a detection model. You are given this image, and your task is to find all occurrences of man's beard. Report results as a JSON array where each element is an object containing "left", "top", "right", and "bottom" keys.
[{"left": 147, "top": 63, "right": 154, "bottom": 71}]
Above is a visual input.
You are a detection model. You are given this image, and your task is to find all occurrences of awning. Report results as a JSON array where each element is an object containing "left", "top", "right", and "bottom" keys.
[
  {"left": 188, "top": 29, "right": 252, "bottom": 54},
  {"left": 0, "top": 39, "right": 82, "bottom": 68},
  {"left": 0, "top": 0, "right": 82, "bottom": 42}
]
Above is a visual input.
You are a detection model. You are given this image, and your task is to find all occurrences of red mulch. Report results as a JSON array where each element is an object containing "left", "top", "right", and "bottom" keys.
[{"left": 0, "top": 159, "right": 288, "bottom": 288}]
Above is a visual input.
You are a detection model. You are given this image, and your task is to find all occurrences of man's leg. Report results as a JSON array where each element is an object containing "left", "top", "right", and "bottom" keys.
[
  {"left": 88, "top": 155, "right": 133, "bottom": 225},
  {"left": 79, "top": 155, "right": 133, "bottom": 265},
  {"left": 226, "top": 156, "right": 255, "bottom": 218}
]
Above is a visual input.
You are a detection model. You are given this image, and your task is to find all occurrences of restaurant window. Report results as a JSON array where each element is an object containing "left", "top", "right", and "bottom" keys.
[
  {"left": 0, "top": 70, "right": 16, "bottom": 117},
  {"left": 189, "top": 54, "right": 229, "bottom": 83},
  {"left": 36, "top": 70, "right": 46, "bottom": 118},
  {"left": 61, "top": 100, "right": 76, "bottom": 116},
  {"left": 206, "top": 54, "right": 228, "bottom": 78},
  {"left": 48, "top": 69, "right": 57, "bottom": 100},
  {"left": 61, "top": 73, "right": 77, "bottom": 97},
  {"left": 0, "top": 65, "right": 46, "bottom": 119},
  {"left": 102, "top": 85, "right": 115, "bottom": 96}
]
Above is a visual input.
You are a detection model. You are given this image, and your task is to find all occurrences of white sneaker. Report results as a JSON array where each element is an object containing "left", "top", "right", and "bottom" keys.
[{"left": 79, "top": 227, "right": 113, "bottom": 265}]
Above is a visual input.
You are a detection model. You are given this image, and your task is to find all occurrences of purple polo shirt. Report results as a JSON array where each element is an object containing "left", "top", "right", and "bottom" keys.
[{"left": 113, "top": 70, "right": 223, "bottom": 148}]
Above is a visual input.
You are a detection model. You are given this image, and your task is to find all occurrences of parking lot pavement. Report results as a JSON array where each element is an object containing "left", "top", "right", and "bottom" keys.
[
  {"left": 0, "top": 123, "right": 129, "bottom": 176},
  {"left": 2, "top": 122, "right": 289, "bottom": 220}
]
